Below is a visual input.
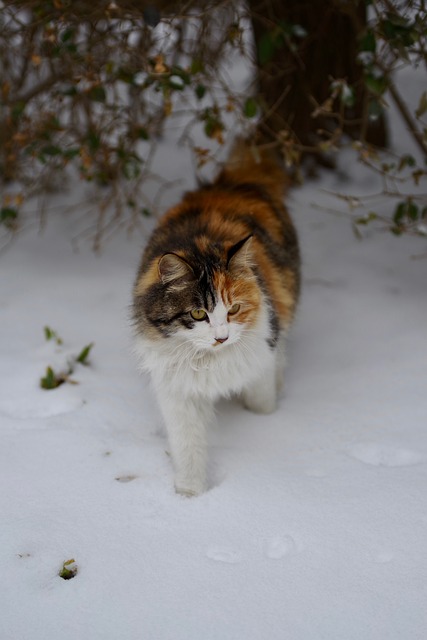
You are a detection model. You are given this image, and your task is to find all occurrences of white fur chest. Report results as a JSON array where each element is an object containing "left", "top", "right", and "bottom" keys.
[{"left": 134, "top": 307, "right": 275, "bottom": 401}]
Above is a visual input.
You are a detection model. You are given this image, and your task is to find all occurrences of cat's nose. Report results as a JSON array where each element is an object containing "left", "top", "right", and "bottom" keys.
[{"left": 215, "top": 336, "right": 228, "bottom": 344}]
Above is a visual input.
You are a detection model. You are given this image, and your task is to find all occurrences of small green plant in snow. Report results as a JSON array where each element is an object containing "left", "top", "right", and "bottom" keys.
[
  {"left": 59, "top": 558, "right": 78, "bottom": 580},
  {"left": 40, "top": 327, "right": 94, "bottom": 390}
]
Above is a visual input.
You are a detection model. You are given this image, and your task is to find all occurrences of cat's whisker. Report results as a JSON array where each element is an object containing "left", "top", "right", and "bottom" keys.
[
  {"left": 168, "top": 339, "right": 196, "bottom": 359},
  {"left": 234, "top": 338, "right": 264, "bottom": 370},
  {"left": 174, "top": 343, "right": 199, "bottom": 367}
]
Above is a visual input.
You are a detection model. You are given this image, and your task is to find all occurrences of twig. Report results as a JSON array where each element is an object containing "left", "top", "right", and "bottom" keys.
[{"left": 386, "top": 76, "right": 427, "bottom": 158}]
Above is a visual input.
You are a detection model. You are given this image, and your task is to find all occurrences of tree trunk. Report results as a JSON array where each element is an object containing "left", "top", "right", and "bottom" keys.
[{"left": 249, "top": 0, "right": 387, "bottom": 157}]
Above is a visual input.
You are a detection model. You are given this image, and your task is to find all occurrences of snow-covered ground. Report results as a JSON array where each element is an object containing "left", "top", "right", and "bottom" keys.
[{"left": 1, "top": 78, "right": 427, "bottom": 639}]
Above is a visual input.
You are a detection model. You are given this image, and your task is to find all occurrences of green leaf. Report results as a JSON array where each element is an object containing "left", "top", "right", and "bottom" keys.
[
  {"left": 62, "top": 148, "right": 80, "bottom": 160},
  {"left": 385, "top": 12, "right": 410, "bottom": 28},
  {"left": 258, "top": 32, "right": 277, "bottom": 65},
  {"left": 381, "top": 16, "right": 416, "bottom": 47},
  {"left": 61, "top": 85, "right": 78, "bottom": 97},
  {"left": 195, "top": 84, "right": 206, "bottom": 100},
  {"left": 88, "top": 86, "right": 106, "bottom": 103},
  {"left": 243, "top": 97, "right": 258, "bottom": 118},
  {"left": 60, "top": 28, "right": 75, "bottom": 43},
  {"left": 365, "top": 73, "right": 388, "bottom": 96},
  {"left": 398, "top": 154, "right": 416, "bottom": 170},
  {"left": 407, "top": 202, "right": 419, "bottom": 220},
  {"left": 76, "top": 343, "right": 94, "bottom": 366},
  {"left": 65, "top": 43, "right": 78, "bottom": 55},
  {"left": 59, "top": 559, "right": 78, "bottom": 580},
  {"left": 415, "top": 91, "right": 427, "bottom": 119},
  {"left": 121, "top": 157, "right": 141, "bottom": 180},
  {"left": 257, "top": 23, "right": 299, "bottom": 65},
  {"left": 86, "top": 130, "right": 101, "bottom": 152},
  {"left": 143, "top": 6, "right": 161, "bottom": 27},
  {"left": 170, "top": 66, "right": 191, "bottom": 85},
  {"left": 117, "top": 67, "right": 135, "bottom": 84},
  {"left": 393, "top": 202, "right": 406, "bottom": 224},
  {"left": 356, "top": 212, "right": 377, "bottom": 225},
  {"left": 41, "top": 145, "right": 62, "bottom": 157},
  {"left": 1, "top": 207, "right": 18, "bottom": 222},
  {"left": 190, "top": 59, "right": 204, "bottom": 74},
  {"left": 137, "top": 127, "right": 149, "bottom": 140},
  {"left": 11, "top": 101, "right": 26, "bottom": 120},
  {"left": 393, "top": 200, "right": 419, "bottom": 225},
  {"left": 203, "top": 114, "right": 224, "bottom": 140},
  {"left": 359, "top": 30, "right": 376, "bottom": 53},
  {"left": 44, "top": 326, "right": 63, "bottom": 345},
  {"left": 40, "top": 366, "right": 63, "bottom": 390}
]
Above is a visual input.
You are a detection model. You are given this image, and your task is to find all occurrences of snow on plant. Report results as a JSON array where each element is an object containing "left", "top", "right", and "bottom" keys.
[{"left": 58, "top": 558, "right": 78, "bottom": 580}]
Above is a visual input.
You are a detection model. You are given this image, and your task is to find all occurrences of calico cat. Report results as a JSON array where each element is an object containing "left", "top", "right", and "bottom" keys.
[{"left": 133, "top": 142, "right": 300, "bottom": 496}]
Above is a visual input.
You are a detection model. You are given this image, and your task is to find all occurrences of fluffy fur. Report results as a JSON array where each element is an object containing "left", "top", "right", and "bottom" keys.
[{"left": 133, "top": 143, "right": 300, "bottom": 496}]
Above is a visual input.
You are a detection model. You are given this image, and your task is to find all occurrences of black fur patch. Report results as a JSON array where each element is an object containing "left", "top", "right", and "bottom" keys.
[{"left": 266, "top": 306, "right": 280, "bottom": 349}]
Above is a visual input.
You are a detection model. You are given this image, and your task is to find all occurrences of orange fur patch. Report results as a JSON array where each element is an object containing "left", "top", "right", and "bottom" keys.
[{"left": 133, "top": 143, "right": 300, "bottom": 339}]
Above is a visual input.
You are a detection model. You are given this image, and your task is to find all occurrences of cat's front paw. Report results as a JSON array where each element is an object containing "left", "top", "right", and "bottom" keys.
[
  {"left": 241, "top": 370, "right": 278, "bottom": 414},
  {"left": 242, "top": 392, "right": 277, "bottom": 415},
  {"left": 175, "top": 476, "right": 206, "bottom": 497}
]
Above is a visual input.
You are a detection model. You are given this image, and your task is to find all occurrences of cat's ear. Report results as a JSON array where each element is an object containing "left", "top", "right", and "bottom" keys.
[
  {"left": 227, "top": 234, "right": 254, "bottom": 273},
  {"left": 158, "top": 253, "right": 195, "bottom": 285}
]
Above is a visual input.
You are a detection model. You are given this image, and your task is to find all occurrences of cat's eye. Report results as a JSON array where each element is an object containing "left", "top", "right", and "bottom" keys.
[
  {"left": 228, "top": 303, "right": 241, "bottom": 315},
  {"left": 190, "top": 308, "right": 207, "bottom": 321}
]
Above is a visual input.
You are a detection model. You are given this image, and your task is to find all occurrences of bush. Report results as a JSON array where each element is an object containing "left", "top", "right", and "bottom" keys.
[{"left": 0, "top": 0, "right": 426, "bottom": 244}]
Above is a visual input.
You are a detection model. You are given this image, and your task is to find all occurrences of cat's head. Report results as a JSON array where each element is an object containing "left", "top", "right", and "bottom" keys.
[{"left": 136, "top": 235, "right": 262, "bottom": 350}]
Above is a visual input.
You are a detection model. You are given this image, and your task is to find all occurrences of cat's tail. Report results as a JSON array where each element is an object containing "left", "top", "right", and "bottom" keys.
[{"left": 215, "top": 138, "right": 289, "bottom": 203}]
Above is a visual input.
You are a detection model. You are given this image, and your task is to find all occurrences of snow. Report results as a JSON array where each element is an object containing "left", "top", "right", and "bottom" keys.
[{"left": 1, "top": 74, "right": 427, "bottom": 640}]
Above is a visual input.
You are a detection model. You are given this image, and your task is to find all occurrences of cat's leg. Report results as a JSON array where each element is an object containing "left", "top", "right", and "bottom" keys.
[
  {"left": 241, "top": 354, "right": 278, "bottom": 415},
  {"left": 158, "top": 391, "right": 214, "bottom": 496},
  {"left": 275, "top": 333, "right": 287, "bottom": 396}
]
